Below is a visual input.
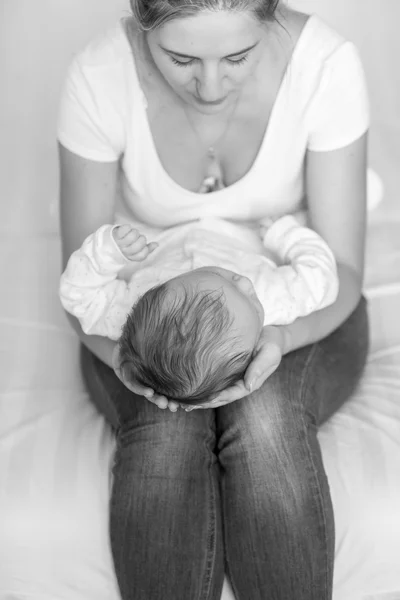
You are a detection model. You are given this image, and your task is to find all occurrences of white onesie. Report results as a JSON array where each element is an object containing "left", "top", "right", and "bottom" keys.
[{"left": 59, "top": 216, "right": 339, "bottom": 341}]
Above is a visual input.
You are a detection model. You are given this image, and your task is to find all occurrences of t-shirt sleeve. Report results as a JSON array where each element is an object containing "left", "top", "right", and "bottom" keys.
[
  {"left": 57, "top": 56, "right": 125, "bottom": 162},
  {"left": 307, "top": 42, "right": 370, "bottom": 152}
]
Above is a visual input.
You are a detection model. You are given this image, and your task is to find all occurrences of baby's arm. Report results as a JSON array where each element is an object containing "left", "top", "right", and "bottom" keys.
[
  {"left": 256, "top": 215, "right": 339, "bottom": 325},
  {"left": 59, "top": 224, "right": 157, "bottom": 340}
]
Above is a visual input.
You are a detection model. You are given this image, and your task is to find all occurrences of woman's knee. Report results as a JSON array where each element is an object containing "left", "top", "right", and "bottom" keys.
[
  {"left": 116, "top": 407, "right": 217, "bottom": 479},
  {"left": 217, "top": 378, "right": 304, "bottom": 472},
  {"left": 217, "top": 385, "right": 331, "bottom": 524},
  {"left": 217, "top": 363, "right": 307, "bottom": 448}
]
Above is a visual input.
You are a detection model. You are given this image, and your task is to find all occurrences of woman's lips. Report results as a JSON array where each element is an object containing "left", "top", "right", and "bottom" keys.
[{"left": 194, "top": 95, "right": 227, "bottom": 106}]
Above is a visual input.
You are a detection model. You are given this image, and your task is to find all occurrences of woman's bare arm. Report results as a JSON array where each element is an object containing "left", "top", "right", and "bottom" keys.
[
  {"left": 58, "top": 143, "right": 119, "bottom": 368},
  {"left": 59, "top": 144, "right": 179, "bottom": 410},
  {"left": 281, "top": 132, "right": 368, "bottom": 354}
]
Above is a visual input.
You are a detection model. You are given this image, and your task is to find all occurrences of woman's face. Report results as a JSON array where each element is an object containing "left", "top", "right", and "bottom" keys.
[{"left": 145, "top": 10, "right": 267, "bottom": 114}]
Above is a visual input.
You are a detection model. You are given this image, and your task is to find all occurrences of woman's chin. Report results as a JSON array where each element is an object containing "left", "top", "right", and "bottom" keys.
[{"left": 182, "top": 92, "right": 235, "bottom": 115}]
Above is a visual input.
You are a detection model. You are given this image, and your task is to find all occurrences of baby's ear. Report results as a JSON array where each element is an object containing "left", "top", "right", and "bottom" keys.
[
  {"left": 112, "top": 346, "right": 134, "bottom": 390},
  {"left": 112, "top": 345, "right": 152, "bottom": 396}
]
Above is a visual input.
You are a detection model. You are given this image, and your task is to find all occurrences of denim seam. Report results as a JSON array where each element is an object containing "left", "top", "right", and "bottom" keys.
[
  {"left": 219, "top": 456, "right": 241, "bottom": 600},
  {"left": 222, "top": 510, "right": 240, "bottom": 600},
  {"left": 111, "top": 464, "right": 135, "bottom": 594},
  {"left": 298, "top": 342, "right": 331, "bottom": 599},
  {"left": 199, "top": 419, "right": 219, "bottom": 600}
]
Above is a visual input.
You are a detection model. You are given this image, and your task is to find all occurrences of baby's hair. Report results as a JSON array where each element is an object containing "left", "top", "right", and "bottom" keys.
[
  {"left": 118, "top": 282, "right": 253, "bottom": 405},
  {"left": 130, "top": 0, "right": 280, "bottom": 31}
]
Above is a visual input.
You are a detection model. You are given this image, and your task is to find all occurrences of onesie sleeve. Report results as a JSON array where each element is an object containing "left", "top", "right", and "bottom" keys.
[
  {"left": 59, "top": 225, "right": 139, "bottom": 340},
  {"left": 307, "top": 42, "right": 370, "bottom": 152},
  {"left": 255, "top": 216, "right": 339, "bottom": 325},
  {"left": 57, "top": 55, "right": 125, "bottom": 162}
]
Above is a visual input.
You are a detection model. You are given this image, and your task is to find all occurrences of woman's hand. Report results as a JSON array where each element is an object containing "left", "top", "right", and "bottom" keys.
[
  {"left": 111, "top": 327, "right": 288, "bottom": 413},
  {"left": 112, "top": 346, "right": 180, "bottom": 412},
  {"left": 184, "top": 325, "right": 288, "bottom": 411},
  {"left": 122, "top": 379, "right": 181, "bottom": 412},
  {"left": 244, "top": 324, "right": 287, "bottom": 391}
]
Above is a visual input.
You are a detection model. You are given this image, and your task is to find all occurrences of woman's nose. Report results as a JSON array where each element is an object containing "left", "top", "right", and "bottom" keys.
[{"left": 196, "top": 63, "right": 224, "bottom": 102}]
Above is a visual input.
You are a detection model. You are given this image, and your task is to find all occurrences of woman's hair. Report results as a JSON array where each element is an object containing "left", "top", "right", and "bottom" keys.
[
  {"left": 130, "top": 0, "right": 280, "bottom": 31},
  {"left": 118, "top": 282, "right": 252, "bottom": 405}
]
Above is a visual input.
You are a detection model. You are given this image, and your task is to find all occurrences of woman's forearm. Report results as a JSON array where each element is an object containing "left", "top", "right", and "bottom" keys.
[
  {"left": 65, "top": 311, "right": 117, "bottom": 369},
  {"left": 282, "top": 263, "right": 363, "bottom": 354}
]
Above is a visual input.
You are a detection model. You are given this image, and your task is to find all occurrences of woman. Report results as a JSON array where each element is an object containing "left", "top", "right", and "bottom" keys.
[{"left": 58, "top": 1, "right": 370, "bottom": 598}]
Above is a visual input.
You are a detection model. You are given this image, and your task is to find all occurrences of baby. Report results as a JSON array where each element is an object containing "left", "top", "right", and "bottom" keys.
[{"left": 59, "top": 216, "right": 339, "bottom": 406}]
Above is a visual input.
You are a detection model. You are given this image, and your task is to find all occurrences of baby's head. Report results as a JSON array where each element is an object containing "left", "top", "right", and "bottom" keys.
[{"left": 117, "top": 267, "right": 265, "bottom": 407}]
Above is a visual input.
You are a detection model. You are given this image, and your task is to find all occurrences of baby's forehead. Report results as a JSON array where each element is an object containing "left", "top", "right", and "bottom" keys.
[
  {"left": 171, "top": 270, "right": 227, "bottom": 290},
  {"left": 167, "top": 271, "right": 245, "bottom": 323},
  {"left": 165, "top": 272, "right": 260, "bottom": 351},
  {"left": 164, "top": 277, "right": 227, "bottom": 313}
]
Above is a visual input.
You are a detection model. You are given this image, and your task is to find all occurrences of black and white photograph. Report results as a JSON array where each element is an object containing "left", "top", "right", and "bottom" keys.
[{"left": 1, "top": 1, "right": 399, "bottom": 599}]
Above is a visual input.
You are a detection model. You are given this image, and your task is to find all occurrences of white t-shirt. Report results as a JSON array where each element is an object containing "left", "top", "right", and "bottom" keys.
[
  {"left": 57, "top": 14, "right": 370, "bottom": 236},
  {"left": 59, "top": 216, "right": 339, "bottom": 340}
]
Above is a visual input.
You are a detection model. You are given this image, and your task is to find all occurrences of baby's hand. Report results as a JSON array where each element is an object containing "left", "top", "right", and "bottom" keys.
[
  {"left": 113, "top": 224, "right": 158, "bottom": 262},
  {"left": 259, "top": 217, "right": 276, "bottom": 240}
]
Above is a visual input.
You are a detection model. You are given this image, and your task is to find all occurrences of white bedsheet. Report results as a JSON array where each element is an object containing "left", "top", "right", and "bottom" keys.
[{"left": 1, "top": 1, "right": 400, "bottom": 599}]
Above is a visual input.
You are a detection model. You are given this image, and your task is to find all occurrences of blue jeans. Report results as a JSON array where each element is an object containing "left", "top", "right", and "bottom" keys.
[{"left": 81, "top": 296, "right": 369, "bottom": 600}]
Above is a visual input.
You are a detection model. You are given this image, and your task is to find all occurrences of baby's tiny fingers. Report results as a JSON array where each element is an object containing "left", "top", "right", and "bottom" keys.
[
  {"left": 147, "top": 242, "right": 158, "bottom": 253},
  {"left": 113, "top": 224, "right": 136, "bottom": 240},
  {"left": 118, "top": 230, "right": 142, "bottom": 247},
  {"left": 123, "top": 235, "right": 147, "bottom": 254},
  {"left": 126, "top": 244, "right": 154, "bottom": 262}
]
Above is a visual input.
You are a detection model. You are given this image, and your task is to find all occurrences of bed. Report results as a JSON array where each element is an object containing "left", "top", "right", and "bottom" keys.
[{"left": 1, "top": 1, "right": 400, "bottom": 598}]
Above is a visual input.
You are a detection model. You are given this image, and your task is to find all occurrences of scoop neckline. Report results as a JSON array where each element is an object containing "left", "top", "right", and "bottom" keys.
[{"left": 119, "top": 13, "right": 316, "bottom": 199}]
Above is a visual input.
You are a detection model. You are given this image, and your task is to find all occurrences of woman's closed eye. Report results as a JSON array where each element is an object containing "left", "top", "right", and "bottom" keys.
[
  {"left": 170, "top": 56, "right": 195, "bottom": 67},
  {"left": 170, "top": 54, "right": 250, "bottom": 68},
  {"left": 226, "top": 54, "right": 249, "bottom": 66}
]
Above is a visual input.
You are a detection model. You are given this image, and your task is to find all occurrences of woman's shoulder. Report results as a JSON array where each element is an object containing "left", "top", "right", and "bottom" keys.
[
  {"left": 72, "top": 20, "right": 132, "bottom": 72},
  {"left": 63, "top": 19, "right": 138, "bottom": 114},
  {"left": 58, "top": 20, "right": 135, "bottom": 160},
  {"left": 291, "top": 10, "right": 353, "bottom": 64},
  {"left": 282, "top": 8, "right": 366, "bottom": 94}
]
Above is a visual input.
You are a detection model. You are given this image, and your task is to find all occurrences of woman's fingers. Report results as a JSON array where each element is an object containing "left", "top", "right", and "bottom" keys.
[
  {"left": 167, "top": 401, "right": 180, "bottom": 412},
  {"left": 113, "top": 350, "right": 178, "bottom": 412},
  {"left": 245, "top": 361, "right": 280, "bottom": 393},
  {"left": 186, "top": 380, "right": 250, "bottom": 410},
  {"left": 121, "top": 378, "right": 155, "bottom": 398},
  {"left": 244, "top": 346, "right": 281, "bottom": 391},
  {"left": 211, "top": 381, "right": 249, "bottom": 405},
  {"left": 145, "top": 394, "right": 180, "bottom": 412},
  {"left": 148, "top": 395, "right": 168, "bottom": 409},
  {"left": 244, "top": 328, "right": 284, "bottom": 391}
]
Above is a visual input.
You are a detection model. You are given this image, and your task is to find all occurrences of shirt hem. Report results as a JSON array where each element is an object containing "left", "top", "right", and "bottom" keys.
[
  {"left": 307, "top": 124, "right": 369, "bottom": 152},
  {"left": 57, "top": 133, "right": 120, "bottom": 163}
]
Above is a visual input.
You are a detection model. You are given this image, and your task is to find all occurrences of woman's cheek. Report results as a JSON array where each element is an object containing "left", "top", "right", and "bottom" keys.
[{"left": 164, "top": 65, "right": 193, "bottom": 90}]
